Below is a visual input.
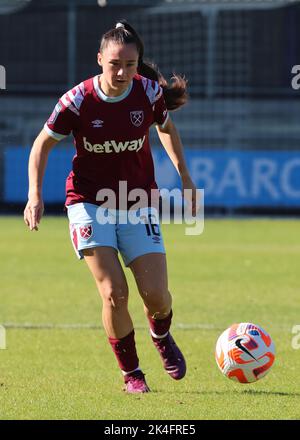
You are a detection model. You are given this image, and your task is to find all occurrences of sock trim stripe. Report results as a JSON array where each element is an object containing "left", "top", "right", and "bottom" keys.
[
  {"left": 150, "top": 329, "right": 169, "bottom": 339},
  {"left": 121, "top": 367, "right": 141, "bottom": 376}
]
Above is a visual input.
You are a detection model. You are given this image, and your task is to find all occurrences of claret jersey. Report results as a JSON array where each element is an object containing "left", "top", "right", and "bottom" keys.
[{"left": 44, "top": 74, "right": 169, "bottom": 207}]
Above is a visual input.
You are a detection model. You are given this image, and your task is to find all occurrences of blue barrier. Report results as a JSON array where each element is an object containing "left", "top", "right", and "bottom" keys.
[
  {"left": 4, "top": 146, "right": 300, "bottom": 207},
  {"left": 4, "top": 146, "right": 73, "bottom": 203},
  {"left": 153, "top": 149, "right": 300, "bottom": 207}
]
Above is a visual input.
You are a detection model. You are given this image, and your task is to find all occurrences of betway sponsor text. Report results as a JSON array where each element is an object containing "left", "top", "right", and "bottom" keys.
[{"left": 83, "top": 136, "right": 146, "bottom": 153}]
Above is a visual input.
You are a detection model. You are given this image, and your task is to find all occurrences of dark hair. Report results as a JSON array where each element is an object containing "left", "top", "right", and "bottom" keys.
[{"left": 99, "top": 20, "right": 188, "bottom": 111}]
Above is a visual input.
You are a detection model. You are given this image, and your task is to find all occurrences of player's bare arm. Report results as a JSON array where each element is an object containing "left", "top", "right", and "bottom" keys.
[
  {"left": 156, "top": 117, "right": 198, "bottom": 216},
  {"left": 24, "top": 129, "right": 58, "bottom": 231}
]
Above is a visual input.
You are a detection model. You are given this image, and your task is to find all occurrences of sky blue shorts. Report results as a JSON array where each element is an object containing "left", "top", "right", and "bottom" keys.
[{"left": 67, "top": 202, "right": 165, "bottom": 266}]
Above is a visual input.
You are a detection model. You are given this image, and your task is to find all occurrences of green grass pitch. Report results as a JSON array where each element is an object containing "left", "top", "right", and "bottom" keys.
[{"left": 0, "top": 216, "right": 300, "bottom": 419}]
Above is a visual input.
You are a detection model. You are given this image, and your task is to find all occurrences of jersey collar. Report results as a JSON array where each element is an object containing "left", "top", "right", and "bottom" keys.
[{"left": 93, "top": 75, "right": 133, "bottom": 103}]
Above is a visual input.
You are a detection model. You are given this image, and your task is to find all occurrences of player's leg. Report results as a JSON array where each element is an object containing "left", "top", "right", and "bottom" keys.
[
  {"left": 83, "top": 247, "right": 150, "bottom": 393},
  {"left": 129, "top": 253, "right": 186, "bottom": 380},
  {"left": 117, "top": 208, "right": 186, "bottom": 380},
  {"left": 129, "top": 252, "right": 171, "bottom": 321},
  {"left": 83, "top": 246, "right": 131, "bottom": 338},
  {"left": 67, "top": 203, "right": 149, "bottom": 392}
]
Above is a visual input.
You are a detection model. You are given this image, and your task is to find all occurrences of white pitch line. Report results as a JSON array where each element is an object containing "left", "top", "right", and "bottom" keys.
[
  {"left": 1, "top": 322, "right": 291, "bottom": 331},
  {"left": 1, "top": 322, "right": 217, "bottom": 330}
]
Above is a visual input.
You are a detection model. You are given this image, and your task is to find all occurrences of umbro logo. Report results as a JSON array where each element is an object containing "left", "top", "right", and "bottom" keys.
[
  {"left": 92, "top": 119, "right": 104, "bottom": 128},
  {"left": 152, "top": 236, "right": 161, "bottom": 244}
]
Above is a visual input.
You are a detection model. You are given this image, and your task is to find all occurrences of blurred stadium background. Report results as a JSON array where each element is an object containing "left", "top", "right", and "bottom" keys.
[
  {"left": 1, "top": 0, "right": 300, "bottom": 216},
  {"left": 1, "top": 2, "right": 300, "bottom": 420}
]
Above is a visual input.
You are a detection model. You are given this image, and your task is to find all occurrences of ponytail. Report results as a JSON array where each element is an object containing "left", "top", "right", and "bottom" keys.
[
  {"left": 139, "top": 60, "right": 188, "bottom": 111},
  {"left": 100, "top": 20, "right": 188, "bottom": 111}
]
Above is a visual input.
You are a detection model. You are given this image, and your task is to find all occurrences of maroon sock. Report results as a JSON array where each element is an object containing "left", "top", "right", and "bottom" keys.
[
  {"left": 108, "top": 329, "right": 139, "bottom": 374},
  {"left": 148, "top": 310, "right": 173, "bottom": 338}
]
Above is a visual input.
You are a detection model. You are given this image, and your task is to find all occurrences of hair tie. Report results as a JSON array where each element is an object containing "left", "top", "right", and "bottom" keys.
[{"left": 116, "top": 22, "right": 125, "bottom": 29}]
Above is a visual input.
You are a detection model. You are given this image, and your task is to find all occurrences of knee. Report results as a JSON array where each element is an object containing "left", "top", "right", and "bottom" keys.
[
  {"left": 99, "top": 282, "right": 129, "bottom": 310},
  {"left": 142, "top": 287, "right": 171, "bottom": 313}
]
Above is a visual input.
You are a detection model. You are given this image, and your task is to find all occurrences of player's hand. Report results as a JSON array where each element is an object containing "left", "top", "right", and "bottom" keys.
[
  {"left": 181, "top": 174, "right": 200, "bottom": 217},
  {"left": 24, "top": 196, "right": 44, "bottom": 231}
]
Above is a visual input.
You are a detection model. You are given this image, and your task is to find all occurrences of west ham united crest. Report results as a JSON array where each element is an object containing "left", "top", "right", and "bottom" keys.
[
  {"left": 79, "top": 225, "right": 93, "bottom": 240},
  {"left": 130, "top": 111, "right": 144, "bottom": 127}
]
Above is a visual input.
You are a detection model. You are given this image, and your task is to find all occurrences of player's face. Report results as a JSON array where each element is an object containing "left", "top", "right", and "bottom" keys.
[{"left": 98, "top": 42, "right": 139, "bottom": 96}]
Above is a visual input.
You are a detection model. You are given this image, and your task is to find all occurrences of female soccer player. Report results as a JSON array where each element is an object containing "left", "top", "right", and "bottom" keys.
[{"left": 24, "top": 20, "right": 197, "bottom": 393}]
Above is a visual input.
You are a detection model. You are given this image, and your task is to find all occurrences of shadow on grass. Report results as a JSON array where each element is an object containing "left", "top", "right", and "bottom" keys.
[
  {"left": 240, "top": 389, "right": 300, "bottom": 397},
  {"left": 156, "top": 389, "right": 300, "bottom": 397}
]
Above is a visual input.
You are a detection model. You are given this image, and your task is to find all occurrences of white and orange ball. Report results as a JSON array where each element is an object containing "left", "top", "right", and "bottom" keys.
[{"left": 215, "top": 323, "right": 275, "bottom": 383}]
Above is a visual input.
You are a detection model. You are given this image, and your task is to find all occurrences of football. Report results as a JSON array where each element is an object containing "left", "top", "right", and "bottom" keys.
[{"left": 215, "top": 322, "right": 275, "bottom": 383}]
